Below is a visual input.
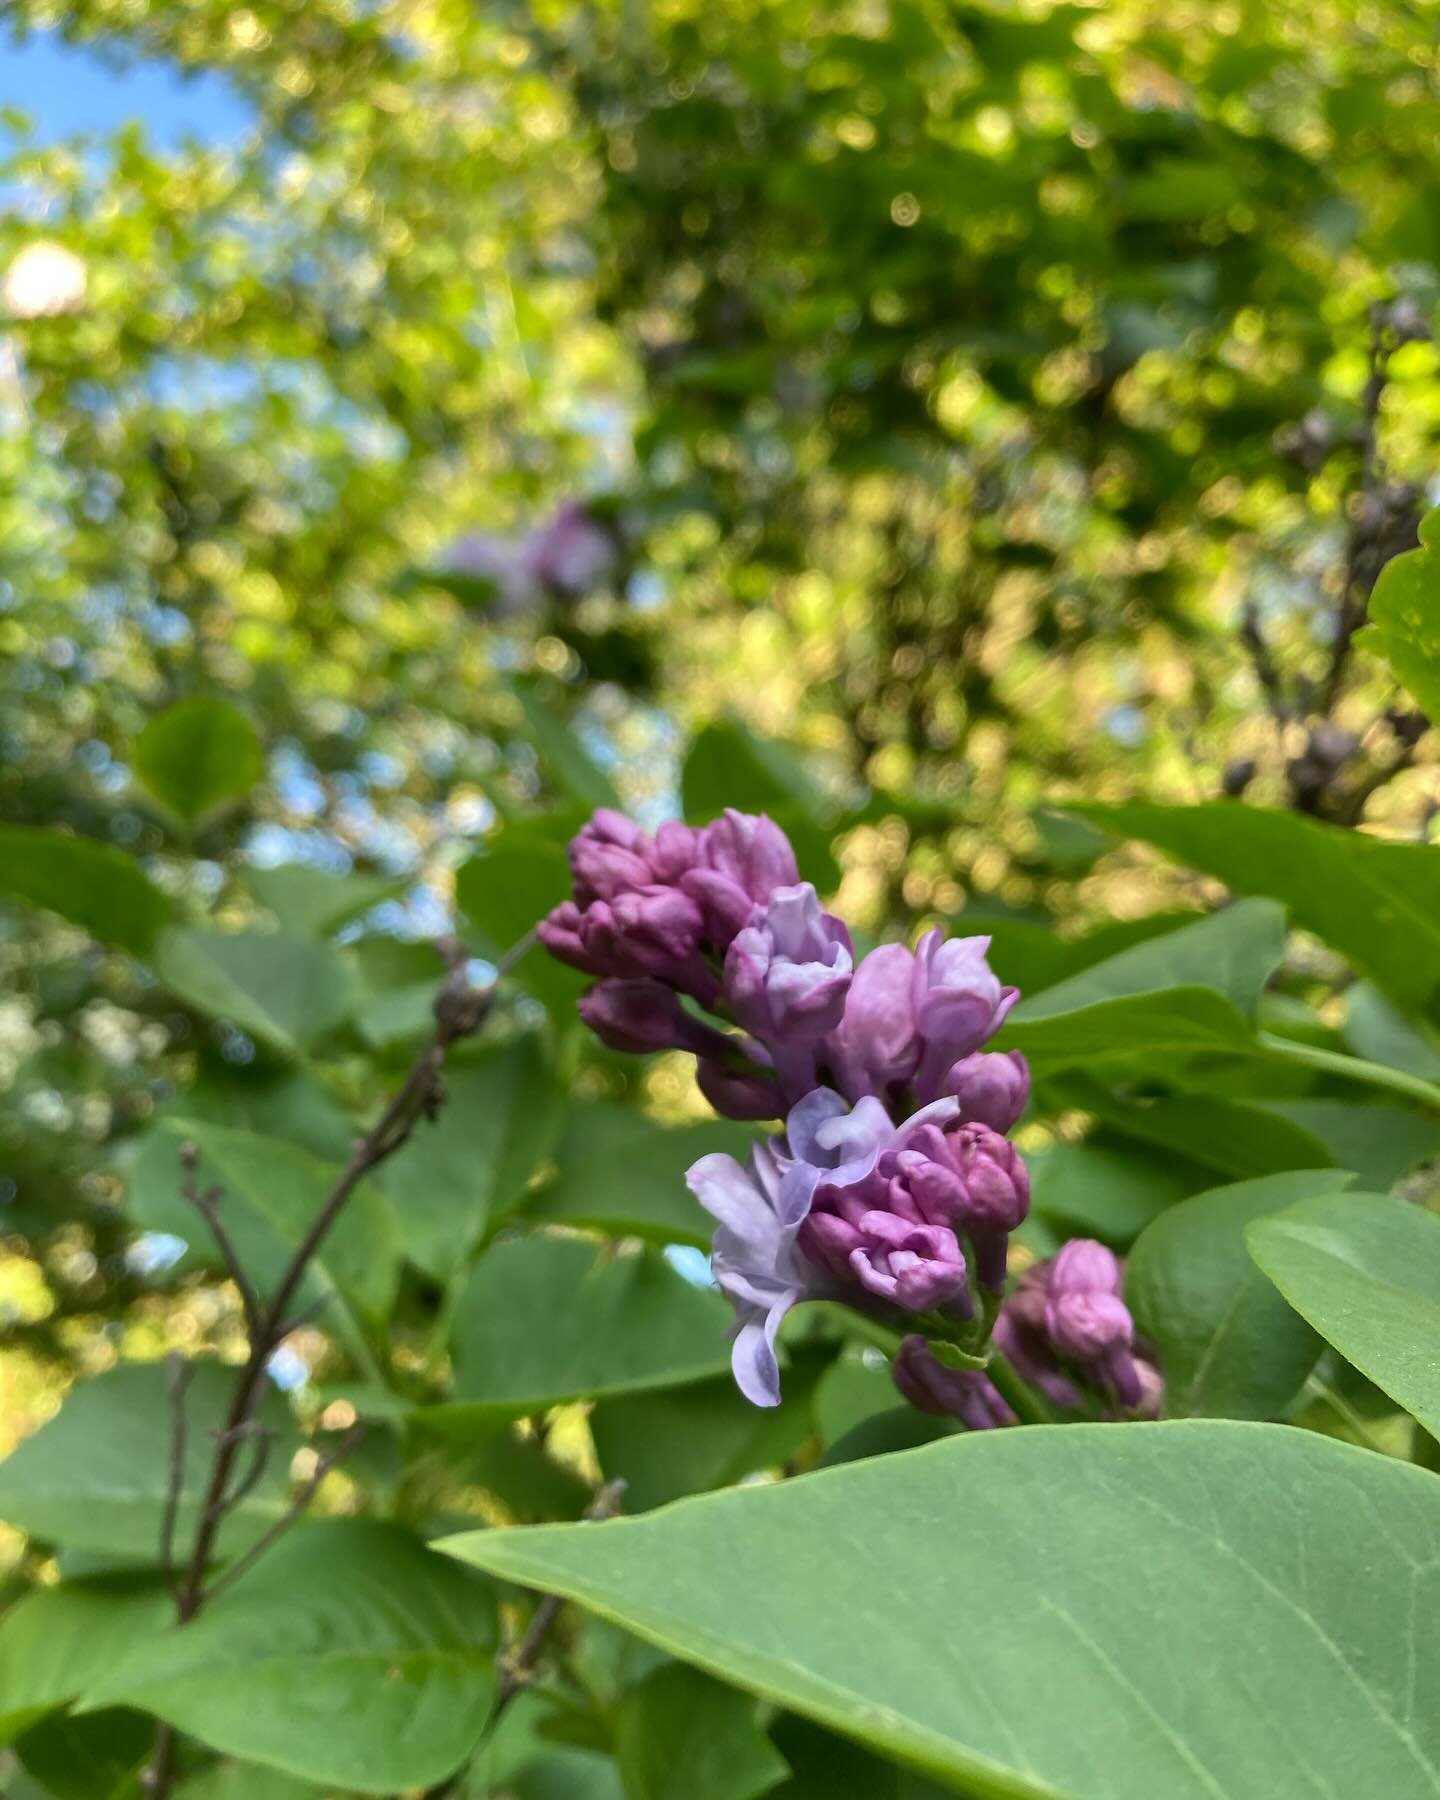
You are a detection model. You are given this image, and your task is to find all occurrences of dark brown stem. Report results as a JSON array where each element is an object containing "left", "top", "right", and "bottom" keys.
[
  {"left": 1318, "top": 305, "right": 1390, "bottom": 718},
  {"left": 491, "top": 1479, "right": 626, "bottom": 1720},
  {"left": 180, "top": 1150, "right": 262, "bottom": 1338},
  {"left": 202, "top": 1424, "right": 367, "bottom": 1604},
  {"left": 143, "top": 929, "right": 535, "bottom": 1799},
  {"left": 159, "top": 1354, "right": 193, "bottom": 1605}
]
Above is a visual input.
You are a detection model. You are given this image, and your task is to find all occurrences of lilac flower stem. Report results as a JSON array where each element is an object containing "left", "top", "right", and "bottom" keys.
[{"left": 985, "top": 1351, "right": 1056, "bottom": 1426}]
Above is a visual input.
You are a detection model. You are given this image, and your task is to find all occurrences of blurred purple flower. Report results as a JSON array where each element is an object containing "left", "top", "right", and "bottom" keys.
[
  {"left": 579, "top": 978, "right": 729, "bottom": 1056},
  {"left": 524, "top": 501, "right": 617, "bottom": 597}
]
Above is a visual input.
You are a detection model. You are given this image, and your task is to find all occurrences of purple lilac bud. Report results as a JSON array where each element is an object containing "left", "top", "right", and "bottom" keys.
[
  {"left": 681, "top": 868, "right": 761, "bottom": 948},
  {"left": 880, "top": 1120, "right": 1030, "bottom": 1294},
  {"left": 824, "top": 942, "right": 923, "bottom": 1100},
  {"left": 702, "top": 808, "right": 800, "bottom": 904},
  {"left": 537, "top": 900, "right": 602, "bottom": 974},
  {"left": 578, "top": 978, "right": 728, "bottom": 1057},
  {"left": 569, "top": 809, "right": 656, "bottom": 903},
  {"left": 726, "top": 884, "right": 853, "bottom": 1046},
  {"left": 650, "top": 819, "right": 708, "bottom": 884},
  {"left": 580, "top": 887, "right": 709, "bottom": 984},
  {"left": 804, "top": 1208, "right": 971, "bottom": 1313},
  {"left": 1044, "top": 1240, "right": 1144, "bottom": 1409},
  {"left": 892, "top": 1335, "right": 1016, "bottom": 1430},
  {"left": 696, "top": 1058, "right": 784, "bottom": 1121},
  {"left": 942, "top": 1050, "right": 1030, "bottom": 1132},
  {"left": 911, "top": 930, "right": 1020, "bottom": 1103},
  {"left": 993, "top": 1242, "right": 1160, "bottom": 1416}
]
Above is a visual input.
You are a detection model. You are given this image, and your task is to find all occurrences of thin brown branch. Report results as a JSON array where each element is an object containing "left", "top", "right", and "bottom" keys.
[
  {"left": 1240, "top": 599, "right": 1290, "bottom": 728},
  {"left": 202, "top": 1424, "right": 367, "bottom": 1605},
  {"left": 179, "top": 1148, "right": 262, "bottom": 1338},
  {"left": 159, "top": 1353, "right": 194, "bottom": 1605},
  {"left": 143, "top": 928, "right": 535, "bottom": 1800},
  {"left": 491, "top": 1479, "right": 626, "bottom": 1720},
  {"left": 221, "top": 1424, "right": 278, "bottom": 1512}
]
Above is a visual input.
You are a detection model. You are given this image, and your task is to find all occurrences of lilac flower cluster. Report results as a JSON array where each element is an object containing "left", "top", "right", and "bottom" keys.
[
  {"left": 540, "top": 806, "right": 1051, "bottom": 1408},
  {"left": 444, "top": 501, "right": 617, "bottom": 616},
  {"left": 894, "top": 1240, "right": 1161, "bottom": 1428}
]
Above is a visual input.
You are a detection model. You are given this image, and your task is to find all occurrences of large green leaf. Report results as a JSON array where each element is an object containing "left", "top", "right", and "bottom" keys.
[
  {"left": 1009, "top": 899, "right": 1285, "bottom": 1024},
  {"left": 1252, "top": 1100, "right": 1440, "bottom": 1191},
  {"left": 127, "top": 1117, "right": 401, "bottom": 1330},
  {"left": 80, "top": 1521, "right": 496, "bottom": 1796},
  {"left": 526, "top": 1103, "right": 755, "bottom": 1248},
  {"left": 440, "top": 1424, "right": 1440, "bottom": 1800},
  {"left": 589, "top": 1355, "right": 825, "bottom": 1512},
  {"left": 134, "top": 697, "right": 265, "bottom": 825},
  {"left": 242, "top": 864, "right": 404, "bottom": 938},
  {"left": 1075, "top": 801, "right": 1440, "bottom": 1019},
  {"left": 1249, "top": 1190, "right": 1440, "bottom": 1437},
  {"left": 1343, "top": 983, "right": 1440, "bottom": 1083},
  {"left": 682, "top": 721, "right": 839, "bottom": 891},
  {"left": 376, "top": 1040, "right": 561, "bottom": 1279},
  {"left": 455, "top": 814, "right": 588, "bottom": 1015},
  {"left": 1077, "top": 1093, "right": 1337, "bottom": 1183},
  {"left": 0, "top": 1362, "right": 294, "bottom": 1561},
  {"left": 436, "top": 1235, "right": 733, "bottom": 1420},
  {"left": 13, "top": 1706, "right": 152, "bottom": 1800},
  {"left": 0, "top": 827, "right": 171, "bottom": 956},
  {"left": 1026, "top": 1142, "right": 1204, "bottom": 1247},
  {"left": 153, "top": 927, "right": 355, "bottom": 1056},
  {"left": 0, "top": 1579, "right": 171, "bottom": 1744},
  {"left": 1356, "top": 506, "right": 1440, "bottom": 723},
  {"left": 514, "top": 680, "right": 621, "bottom": 809},
  {"left": 1003, "top": 987, "right": 1257, "bottom": 1071},
  {"left": 982, "top": 912, "right": 1205, "bottom": 1002},
  {"left": 1127, "top": 1171, "right": 1352, "bottom": 1419},
  {"left": 616, "top": 1663, "right": 790, "bottom": 1800}
]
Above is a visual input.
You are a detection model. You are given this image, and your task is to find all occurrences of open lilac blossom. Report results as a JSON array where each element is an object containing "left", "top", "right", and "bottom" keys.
[
  {"left": 823, "top": 943, "right": 921, "bottom": 1100},
  {"left": 892, "top": 1335, "right": 1016, "bottom": 1430},
  {"left": 685, "top": 1138, "right": 828, "bottom": 1407},
  {"left": 910, "top": 930, "right": 1020, "bottom": 1103},
  {"left": 993, "top": 1242, "right": 1161, "bottom": 1417}
]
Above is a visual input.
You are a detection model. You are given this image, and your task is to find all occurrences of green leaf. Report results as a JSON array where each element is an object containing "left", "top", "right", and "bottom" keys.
[
  {"left": 80, "top": 1520, "right": 497, "bottom": 1796},
  {"left": 375, "top": 1040, "right": 560, "bottom": 1280},
  {"left": 681, "top": 721, "right": 839, "bottom": 891},
  {"left": 14, "top": 1707, "right": 152, "bottom": 1800},
  {"left": 1026, "top": 1142, "right": 1207, "bottom": 1246},
  {"left": 127, "top": 1117, "right": 401, "bottom": 1331},
  {"left": 1252, "top": 1100, "right": 1440, "bottom": 1191},
  {"left": 1010, "top": 899, "right": 1285, "bottom": 1024},
  {"left": 616, "top": 1663, "right": 790, "bottom": 1800},
  {"left": 1249, "top": 1190, "right": 1440, "bottom": 1437},
  {"left": 1356, "top": 506, "right": 1440, "bottom": 722},
  {"left": 1344, "top": 983, "right": 1440, "bottom": 1084},
  {"left": 0, "top": 1579, "right": 171, "bottom": 1744},
  {"left": 514, "top": 681, "right": 621, "bottom": 809},
  {"left": 1004, "top": 987, "right": 1257, "bottom": 1071},
  {"left": 768, "top": 1715, "right": 951, "bottom": 1799},
  {"left": 435, "top": 1236, "right": 733, "bottom": 1420},
  {"left": 439, "top": 1424, "right": 1440, "bottom": 1800},
  {"left": 0, "top": 1362, "right": 294, "bottom": 1561},
  {"left": 242, "top": 864, "right": 404, "bottom": 938},
  {"left": 408, "top": 1415, "right": 592, "bottom": 1523},
  {"left": 134, "top": 697, "right": 264, "bottom": 825},
  {"left": 177, "top": 1763, "right": 332, "bottom": 1799},
  {"left": 527, "top": 1104, "right": 755, "bottom": 1248},
  {"left": 0, "top": 827, "right": 171, "bottom": 956},
  {"left": 983, "top": 912, "right": 1205, "bottom": 1001},
  {"left": 455, "top": 814, "right": 588, "bottom": 1016},
  {"left": 153, "top": 927, "right": 355, "bottom": 1057},
  {"left": 1074, "top": 801, "right": 1440, "bottom": 1019},
  {"left": 590, "top": 1356, "right": 825, "bottom": 1512},
  {"left": 1081, "top": 1095, "right": 1337, "bottom": 1183},
  {"left": 1127, "top": 1171, "right": 1352, "bottom": 1419}
]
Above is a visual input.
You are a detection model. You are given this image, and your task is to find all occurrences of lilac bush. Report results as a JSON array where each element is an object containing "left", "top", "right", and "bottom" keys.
[{"left": 541, "top": 804, "right": 1158, "bottom": 1423}]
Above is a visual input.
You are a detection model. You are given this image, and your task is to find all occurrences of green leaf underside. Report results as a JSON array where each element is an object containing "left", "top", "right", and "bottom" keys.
[
  {"left": 242, "top": 864, "right": 405, "bottom": 938},
  {"left": 441, "top": 1235, "right": 733, "bottom": 1417},
  {"left": 1126, "top": 1171, "right": 1351, "bottom": 1419},
  {"left": 134, "top": 697, "right": 265, "bottom": 824},
  {"left": 1248, "top": 1190, "right": 1440, "bottom": 1438},
  {"left": 527, "top": 1103, "right": 757, "bottom": 1247},
  {"left": 80, "top": 1521, "right": 496, "bottom": 1795},
  {"left": 0, "top": 1580, "right": 172, "bottom": 1744},
  {"left": 0, "top": 826, "right": 171, "bottom": 956},
  {"left": 0, "top": 1362, "right": 294, "bottom": 1561},
  {"left": 1074, "top": 802, "right": 1440, "bottom": 1020},
  {"left": 439, "top": 1422, "right": 1440, "bottom": 1800}
]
